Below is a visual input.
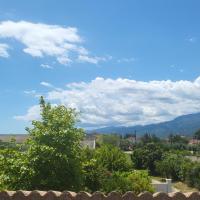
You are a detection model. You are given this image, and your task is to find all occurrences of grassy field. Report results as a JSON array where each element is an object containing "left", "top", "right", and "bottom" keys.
[
  {"left": 173, "top": 182, "right": 198, "bottom": 192},
  {"left": 151, "top": 176, "right": 198, "bottom": 192}
]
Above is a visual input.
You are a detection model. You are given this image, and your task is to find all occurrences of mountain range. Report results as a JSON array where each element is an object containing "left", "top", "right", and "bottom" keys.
[{"left": 89, "top": 112, "right": 200, "bottom": 137}]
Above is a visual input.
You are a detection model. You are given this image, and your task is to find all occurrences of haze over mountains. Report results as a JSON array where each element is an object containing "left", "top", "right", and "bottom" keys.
[
  {"left": 90, "top": 112, "right": 200, "bottom": 137},
  {"left": 1, "top": 112, "right": 200, "bottom": 138}
]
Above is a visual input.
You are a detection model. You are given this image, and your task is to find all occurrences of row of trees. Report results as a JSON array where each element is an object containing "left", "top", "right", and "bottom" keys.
[
  {"left": 99, "top": 132, "right": 200, "bottom": 190},
  {"left": 0, "top": 97, "right": 153, "bottom": 194},
  {"left": 131, "top": 141, "right": 200, "bottom": 189}
]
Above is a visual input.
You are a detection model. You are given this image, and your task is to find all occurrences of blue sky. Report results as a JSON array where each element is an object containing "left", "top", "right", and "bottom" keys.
[{"left": 1, "top": 0, "right": 200, "bottom": 133}]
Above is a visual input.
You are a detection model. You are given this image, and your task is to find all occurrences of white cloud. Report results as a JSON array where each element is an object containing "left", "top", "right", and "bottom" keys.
[
  {"left": 24, "top": 90, "right": 41, "bottom": 98},
  {"left": 0, "top": 43, "right": 9, "bottom": 57},
  {"left": 15, "top": 77, "right": 200, "bottom": 128},
  {"left": 14, "top": 105, "right": 41, "bottom": 121},
  {"left": 117, "top": 57, "right": 135, "bottom": 63},
  {"left": 40, "top": 81, "right": 54, "bottom": 88},
  {"left": 40, "top": 81, "right": 62, "bottom": 91},
  {"left": 24, "top": 90, "right": 37, "bottom": 95},
  {"left": 78, "top": 55, "right": 111, "bottom": 64},
  {"left": 40, "top": 64, "right": 53, "bottom": 69},
  {"left": 0, "top": 20, "right": 106, "bottom": 65}
]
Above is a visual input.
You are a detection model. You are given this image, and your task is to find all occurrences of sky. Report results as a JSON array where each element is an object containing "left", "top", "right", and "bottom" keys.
[{"left": 1, "top": 0, "right": 200, "bottom": 133}]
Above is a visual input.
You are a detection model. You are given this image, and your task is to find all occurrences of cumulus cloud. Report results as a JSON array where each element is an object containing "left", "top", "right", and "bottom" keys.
[
  {"left": 15, "top": 77, "right": 200, "bottom": 128},
  {"left": 0, "top": 20, "right": 106, "bottom": 65},
  {"left": 0, "top": 43, "right": 9, "bottom": 57},
  {"left": 14, "top": 105, "right": 41, "bottom": 121}
]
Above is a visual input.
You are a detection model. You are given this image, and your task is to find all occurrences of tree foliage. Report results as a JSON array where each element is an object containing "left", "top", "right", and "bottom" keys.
[
  {"left": 186, "top": 163, "right": 200, "bottom": 189},
  {"left": 131, "top": 143, "right": 163, "bottom": 174},
  {"left": 100, "top": 134, "right": 120, "bottom": 147},
  {"left": 95, "top": 145, "right": 132, "bottom": 172},
  {"left": 101, "top": 170, "right": 154, "bottom": 194},
  {"left": 155, "top": 152, "right": 191, "bottom": 181},
  {"left": 194, "top": 129, "right": 200, "bottom": 140},
  {"left": 0, "top": 97, "right": 84, "bottom": 191}
]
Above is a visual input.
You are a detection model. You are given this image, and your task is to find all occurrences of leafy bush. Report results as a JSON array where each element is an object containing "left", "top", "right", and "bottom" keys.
[
  {"left": 131, "top": 143, "right": 163, "bottom": 174},
  {"left": 101, "top": 170, "right": 154, "bottom": 194},
  {"left": 95, "top": 145, "right": 132, "bottom": 172},
  {"left": 82, "top": 158, "right": 107, "bottom": 192},
  {"left": 100, "top": 134, "right": 120, "bottom": 147},
  {"left": 155, "top": 152, "right": 190, "bottom": 181},
  {"left": 186, "top": 163, "right": 200, "bottom": 189}
]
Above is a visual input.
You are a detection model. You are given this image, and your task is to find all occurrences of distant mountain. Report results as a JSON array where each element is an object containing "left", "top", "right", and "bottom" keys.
[{"left": 89, "top": 112, "right": 200, "bottom": 137}]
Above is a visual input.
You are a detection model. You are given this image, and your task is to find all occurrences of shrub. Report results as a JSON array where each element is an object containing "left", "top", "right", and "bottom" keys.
[
  {"left": 155, "top": 152, "right": 190, "bottom": 181},
  {"left": 186, "top": 163, "right": 200, "bottom": 189},
  {"left": 131, "top": 143, "right": 163, "bottom": 174},
  {"left": 101, "top": 170, "right": 154, "bottom": 194},
  {"left": 95, "top": 145, "right": 132, "bottom": 172}
]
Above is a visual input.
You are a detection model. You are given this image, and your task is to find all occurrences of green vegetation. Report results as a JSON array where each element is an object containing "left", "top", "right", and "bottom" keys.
[
  {"left": 186, "top": 163, "right": 200, "bottom": 190},
  {"left": 0, "top": 97, "right": 84, "bottom": 191},
  {"left": 130, "top": 133, "right": 200, "bottom": 191},
  {"left": 194, "top": 129, "right": 200, "bottom": 140},
  {"left": 155, "top": 153, "right": 191, "bottom": 181},
  {"left": 0, "top": 97, "right": 153, "bottom": 194},
  {"left": 131, "top": 143, "right": 163, "bottom": 174},
  {"left": 1, "top": 97, "right": 200, "bottom": 192}
]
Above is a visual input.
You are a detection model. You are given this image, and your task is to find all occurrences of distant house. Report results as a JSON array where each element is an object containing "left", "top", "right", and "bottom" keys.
[
  {"left": 126, "top": 136, "right": 137, "bottom": 144},
  {"left": 189, "top": 139, "right": 200, "bottom": 145},
  {"left": 0, "top": 134, "right": 28, "bottom": 143},
  {"left": 0, "top": 134, "right": 96, "bottom": 149},
  {"left": 81, "top": 135, "right": 96, "bottom": 149}
]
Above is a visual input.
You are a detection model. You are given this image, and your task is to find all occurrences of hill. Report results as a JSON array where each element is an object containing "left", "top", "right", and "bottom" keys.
[{"left": 90, "top": 112, "right": 200, "bottom": 137}]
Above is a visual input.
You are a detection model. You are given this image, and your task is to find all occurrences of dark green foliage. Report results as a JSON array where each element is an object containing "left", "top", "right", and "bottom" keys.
[
  {"left": 155, "top": 153, "right": 191, "bottom": 181},
  {"left": 0, "top": 98, "right": 154, "bottom": 193},
  {"left": 82, "top": 158, "right": 107, "bottom": 192},
  {"left": 140, "top": 133, "right": 160, "bottom": 144},
  {"left": 131, "top": 143, "right": 163, "bottom": 174},
  {"left": 119, "top": 138, "right": 134, "bottom": 151},
  {"left": 168, "top": 134, "right": 188, "bottom": 144},
  {"left": 186, "top": 163, "right": 200, "bottom": 189},
  {"left": 100, "top": 134, "right": 120, "bottom": 147},
  {"left": 194, "top": 129, "right": 200, "bottom": 140},
  {"left": 81, "top": 144, "right": 153, "bottom": 193}
]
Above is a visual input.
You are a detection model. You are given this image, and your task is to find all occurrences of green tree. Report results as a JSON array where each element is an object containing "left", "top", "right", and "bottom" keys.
[
  {"left": 95, "top": 145, "right": 132, "bottom": 172},
  {"left": 120, "top": 139, "right": 134, "bottom": 151},
  {"left": 0, "top": 146, "right": 31, "bottom": 190},
  {"left": 194, "top": 129, "right": 200, "bottom": 140},
  {"left": 140, "top": 133, "right": 160, "bottom": 144},
  {"left": 82, "top": 158, "right": 107, "bottom": 192},
  {"left": 168, "top": 134, "right": 188, "bottom": 144},
  {"left": 155, "top": 152, "right": 190, "bottom": 181},
  {"left": 186, "top": 163, "right": 200, "bottom": 189},
  {"left": 100, "top": 134, "right": 120, "bottom": 147},
  {"left": 131, "top": 143, "right": 163, "bottom": 174},
  {"left": 0, "top": 97, "right": 84, "bottom": 191}
]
